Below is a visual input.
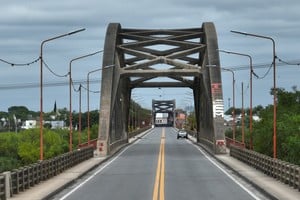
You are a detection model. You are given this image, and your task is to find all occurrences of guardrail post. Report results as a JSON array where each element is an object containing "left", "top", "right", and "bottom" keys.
[
  {"left": 290, "top": 165, "right": 295, "bottom": 187},
  {"left": 24, "top": 167, "right": 29, "bottom": 189},
  {"left": 3, "top": 172, "right": 11, "bottom": 199},
  {"left": 297, "top": 167, "right": 300, "bottom": 191}
]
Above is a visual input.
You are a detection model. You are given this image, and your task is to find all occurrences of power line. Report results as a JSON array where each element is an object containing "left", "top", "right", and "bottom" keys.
[
  {"left": 277, "top": 57, "right": 300, "bottom": 66},
  {"left": 42, "top": 59, "right": 69, "bottom": 77},
  {"left": 223, "top": 58, "right": 300, "bottom": 71},
  {"left": 0, "top": 78, "right": 101, "bottom": 90},
  {"left": 80, "top": 84, "right": 100, "bottom": 93},
  {"left": 1, "top": 58, "right": 299, "bottom": 90},
  {"left": 222, "top": 58, "right": 300, "bottom": 80},
  {"left": 0, "top": 57, "right": 40, "bottom": 67}
]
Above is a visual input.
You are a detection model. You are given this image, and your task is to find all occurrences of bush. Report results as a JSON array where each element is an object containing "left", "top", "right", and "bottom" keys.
[
  {"left": 0, "top": 157, "right": 21, "bottom": 172},
  {"left": 17, "top": 129, "right": 69, "bottom": 164}
]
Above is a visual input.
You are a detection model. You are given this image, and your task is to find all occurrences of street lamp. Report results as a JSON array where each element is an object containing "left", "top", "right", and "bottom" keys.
[
  {"left": 69, "top": 50, "right": 102, "bottom": 152},
  {"left": 87, "top": 68, "right": 102, "bottom": 145},
  {"left": 218, "top": 49, "right": 253, "bottom": 149},
  {"left": 222, "top": 68, "right": 236, "bottom": 142},
  {"left": 39, "top": 28, "right": 85, "bottom": 160},
  {"left": 78, "top": 84, "right": 82, "bottom": 146},
  {"left": 231, "top": 30, "right": 277, "bottom": 158},
  {"left": 241, "top": 82, "right": 245, "bottom": 144},
  {"left": 133, "top": 97, "right": 144, "bottom": 129}
]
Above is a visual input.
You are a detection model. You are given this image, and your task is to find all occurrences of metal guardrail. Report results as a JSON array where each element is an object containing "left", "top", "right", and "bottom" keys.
[
  {"left": 78, "top": 139, "right": 98, "bottom": 149},
  {"left": 230, "top": 145, "right": 300, "bottom": 191},
  {"left": 0, "top": 146, "right": 94, "bottom": 200},
  {"left": 79, "top": 126, "right": 152, "bottom": 151},
  {"left": 225, "top": 137, "right": 245, "bottom": 148},
  {"left": 186, "top": 130, "right": 216, "bottom": 153},
  {"left": 128, "top": 126, "right": 151, "bottom": 138},
  {"left": 109, "top": 126, "right": 151, "bottom": 153},
  {"left": 109, "top": 138, "right": 128, "bottom": 153}
]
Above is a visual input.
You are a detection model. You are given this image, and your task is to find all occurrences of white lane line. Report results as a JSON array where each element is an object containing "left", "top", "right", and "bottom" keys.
[
  {"left": 189, "top": 140, "right": 262, "bottom": 200},
  {"left": 59, "top": 129, "right": 155, "bottom": 200}
]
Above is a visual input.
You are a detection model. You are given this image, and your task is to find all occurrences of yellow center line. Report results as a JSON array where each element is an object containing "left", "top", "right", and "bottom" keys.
[{"left": 153, "top": 128, "right": 165, "bottom": 200}]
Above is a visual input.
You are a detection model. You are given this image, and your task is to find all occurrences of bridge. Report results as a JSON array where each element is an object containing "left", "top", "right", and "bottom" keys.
[
  {"left": 152, "top": 99, "right": 175, "bottom": 127},
  {"left": 97, "top": 22, "right": 225, "bottom": 156},
  {"left": 1, "top": 128, "right": 299, "bottom": 199},
  {"left": 0, "top": 23, "right": 299, "bottom": 200}
]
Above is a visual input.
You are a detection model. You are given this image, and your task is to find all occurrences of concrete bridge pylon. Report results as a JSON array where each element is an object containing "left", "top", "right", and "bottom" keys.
[{"left": 97, "top": 22, "right": 225, "bottom": 156}]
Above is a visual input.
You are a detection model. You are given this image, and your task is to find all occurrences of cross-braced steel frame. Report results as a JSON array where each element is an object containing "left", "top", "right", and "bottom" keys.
[
  {"left": 152, "top": 99, "right": 176, "bottom": 127},
  {"left": 97, "top": 22, "right": 225, "bottom": 155}
]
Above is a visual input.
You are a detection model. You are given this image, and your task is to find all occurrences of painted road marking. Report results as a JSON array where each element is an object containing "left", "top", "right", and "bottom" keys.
[
  {"left": 189, "top": 139, "right": 262, "bottom": 200},
  {"left": 58, "top": 129, "right": 155, "bottom": 200},
  {"left": 153, "top": 128, "right": 165, "bottom": 200}
]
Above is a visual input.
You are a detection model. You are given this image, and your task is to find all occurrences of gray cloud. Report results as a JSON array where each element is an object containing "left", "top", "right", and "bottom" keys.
[{"left": 0, "top": 0, "right": 299, "bottom": 111}]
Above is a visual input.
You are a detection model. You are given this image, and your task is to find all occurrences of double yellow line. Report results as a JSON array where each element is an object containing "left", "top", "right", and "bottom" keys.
[{"left": 153, "top": 128, "right": 165, "bottom": 200}]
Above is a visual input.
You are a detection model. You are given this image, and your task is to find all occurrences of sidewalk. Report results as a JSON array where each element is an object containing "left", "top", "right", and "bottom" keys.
[
  {"left": 216, "top": 153, "right": 300, "bottom": 200},
  {"left": 188, "top": 136, "right": 300, "bottom": 200}
]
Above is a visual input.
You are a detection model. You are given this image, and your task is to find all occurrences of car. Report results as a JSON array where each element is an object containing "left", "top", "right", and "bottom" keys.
[{"left": 177, "top": 129, "right": 188, "bottom": 139}]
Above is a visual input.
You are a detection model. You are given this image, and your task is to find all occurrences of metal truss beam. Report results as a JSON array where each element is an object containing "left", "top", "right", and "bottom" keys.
[{"left": 98, "top": 22, "right": 226, "bottom": 156}]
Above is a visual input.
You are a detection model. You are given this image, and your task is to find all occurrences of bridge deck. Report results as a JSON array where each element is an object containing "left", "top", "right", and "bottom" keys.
[{"left": 9, "top": 128, "right": 299, "bottom": 200}]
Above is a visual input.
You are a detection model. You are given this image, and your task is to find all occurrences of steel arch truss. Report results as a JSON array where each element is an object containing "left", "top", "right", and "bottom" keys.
[
  {"left": 98, "top": 22, "right": 225, "bottom": 155},
  {"left": 152, "top": 100, "right": 176, "bottom": 127}
]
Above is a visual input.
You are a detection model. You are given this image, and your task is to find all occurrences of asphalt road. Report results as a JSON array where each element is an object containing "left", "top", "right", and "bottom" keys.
[{"left": 51, "top": 127, "right": 269, "bottom": 200}]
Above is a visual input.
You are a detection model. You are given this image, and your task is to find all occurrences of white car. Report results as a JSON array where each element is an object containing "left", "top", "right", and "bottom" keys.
[{"left": 177, "top": 129, "right": 188, "bottom": 139}]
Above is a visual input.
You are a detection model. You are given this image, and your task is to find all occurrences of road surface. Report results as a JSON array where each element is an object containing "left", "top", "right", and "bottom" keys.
[{"left": 51, "top": 127, "right": 269, "bottom": 200}]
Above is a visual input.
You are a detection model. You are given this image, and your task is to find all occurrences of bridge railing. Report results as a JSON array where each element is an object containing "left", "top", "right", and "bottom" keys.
[
  {"left": 230, "top": 145, "right": 300, "bottom": 191},
  {"left": 79, "top": 126, "right": 152, "bottom": 152},
  {"left": 225, "top": 137, "right": 245, "bottom": 148},
  {"left": 78, "top": 139, "right": 98, "bottom": 149},
  {"left": 0, "top": 146, "right": 94, "bottom": 200},
  {"left": 109, "top": 126, "right": 151, "bottom": 153}
]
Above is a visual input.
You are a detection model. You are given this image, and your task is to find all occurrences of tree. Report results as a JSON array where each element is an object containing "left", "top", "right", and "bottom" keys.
[
  {"left": 8, "top": 106, "right": 30, "bottom": 121},
  {"left": 253, "top": 87, "right": 300, "bottom": 164}
]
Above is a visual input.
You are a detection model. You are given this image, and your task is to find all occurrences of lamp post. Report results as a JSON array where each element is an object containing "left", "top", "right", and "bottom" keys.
[
  {"left": 231, "top": 30, "right": 277, "bottom": 158},
  {"left": 39, "top": 28, "right": 85, "bottom": 160},
  {"left": 241, "top": 82, "right": 245, "bottom": 144},
  {"left": 133, "top": 97, "right": 144, "bottom": 129},
  {"left": 219, "top": 50, "right": 253, "bottom": 149},
  {"left": 78, "top": 84, "right": 82, "bottom": 146},
  {"left": 87, "top": 68, "right": 102, "bottom": 145},
  {"left": 69, "top": 50, "right": 102, "bottom": 152},
  {"left": 222, "top": 68, "right": 236, "bottom": 142}
]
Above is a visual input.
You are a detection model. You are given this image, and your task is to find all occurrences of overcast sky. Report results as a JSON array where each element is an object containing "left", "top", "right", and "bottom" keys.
[{"left": 0, "top": 0, "right": 299, "bottom": 113}]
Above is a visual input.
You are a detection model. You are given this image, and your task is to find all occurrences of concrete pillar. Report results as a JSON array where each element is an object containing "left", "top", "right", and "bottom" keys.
[{"left": 3, "top": 171, "right": 11, "bottom": 199}]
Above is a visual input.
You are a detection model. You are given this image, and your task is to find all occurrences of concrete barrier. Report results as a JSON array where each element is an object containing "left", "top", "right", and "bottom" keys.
[
  {"left": 0, "top": 146, "right": 94, "bottom": 200},
  {"left": 230, "top": 145, "right": 300, "bottom": 191}
]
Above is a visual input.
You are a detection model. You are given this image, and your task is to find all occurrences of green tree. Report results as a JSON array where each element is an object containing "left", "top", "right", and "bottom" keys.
[
  {"left": 253, "top": 87, "right": 300, "bottom": 164},
  {"left": 8, "top": 106, "right": 30, "bottom": 121}
]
